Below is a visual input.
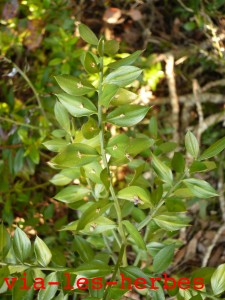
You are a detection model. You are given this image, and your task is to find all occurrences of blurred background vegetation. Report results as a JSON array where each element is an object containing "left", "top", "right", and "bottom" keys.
[{"left": 0, "top": 0, "right": 225, "bottom": 279}]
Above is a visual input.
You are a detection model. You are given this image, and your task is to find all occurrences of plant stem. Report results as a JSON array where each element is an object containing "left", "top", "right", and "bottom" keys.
[
  {"left": 0, "top": 116, "right": 41, "bottom": 130},
  {"left": 102, "top": 243, "right": 125, "bottom": 300},
  {"left": 3, "top": 57, "right": 48, "bottom": 124},
  {"left": 97, "top": 47, "right": 127, "bottom": 266}
]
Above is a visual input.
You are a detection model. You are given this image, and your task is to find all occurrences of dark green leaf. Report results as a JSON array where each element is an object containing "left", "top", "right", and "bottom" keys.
[
  {"left": 99, "top": 84, "right": 119, "bottom": 107},
  {"left": 13, "top": 227, "right": 31, "bottom": 263},
  {"left": 82, "top": 118, "right": 100, "bottom": 140},
  {"left": 122, "top": 220, "right": 146, "bottom": 250},
  {"left": 0, "top": 223, "right": 11, "bottom": 260},
  {"left": 51, "top": 144, "right": 99, "bottom": 168},
  {"left": 199, "top": 136, "right": 225, "bottom": 160},
  {"left": 74, "top": 260, "right": 111, "bottom": 278},
  {"left": 153, "top": 244, "right": 175, "bottom": 273},
  {"left": 74, "top": 236, "right": 94, "bottom": 262},
  {"left": 104, "top": 40, "right": 120, "bottom": 56},
  {"left": 84, "top": 51, "right": 99, "bottom": 73},
  {"left": 172, "top": 152, "right": 185, "bottom": 173}
]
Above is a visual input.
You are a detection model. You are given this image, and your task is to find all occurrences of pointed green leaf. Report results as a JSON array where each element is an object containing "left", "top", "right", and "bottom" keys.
[
  {"left": 152, "top": 155, "right": 173, "bottom": 185},
  {"left": 74, "top": 260, "right": 111, "bottom": 277},
  {"left": 211, "top": 263, "right": 225, "bottom": 295},
  {"left": 81, "top": 117, "right": 100, "bottom": 139},
  {"left": 84, "top": 51, "right": 99, "bottom": 74},
  {"left": 34, "top": 236, "right": 52, "bottom": 267},
  {"left": 122, "top": 220, "right": 146, "bottom": 250},
  {"left": 54, "top": 186, "right": 90, "bottom": 203},
  {"left": 37, "top": 272, "right": 58, "bottom": 300},
  {"left": 104, "top": 40, "right": 120, "bottom": 56},
  {"left": 55, "top": 75, "right": 95, "bottom": 96},
  {"left": 99, "top": 84, "right": 119, "bottom": 107},
  {"left": 107, "top": 105, "right": 149, "bottom": 127},
  {"left": 51, "top": 144, "right": 99, "bottom": 168},
  {"left": 172, "top": 152, "right": 185, "bottom": 173},
  {"left": 104, "top": 66, "right": 142, "bottom": 87},
  {"left": 55, "top": 93, "right": 97, "bottom": 117},
  {"left": 183, "top": 178, "right": 218, "bottom": 198},
  {"left": 76, "top": 200, "right": 112, "bottom": 231},
  {"left": 199, "top": 136, "right": 225, "bottom": 160},
  {"left": 153, "top": 213, "right": 191, "bottom": 231},
  {"left": 74, "top": 236, "right": 94, "bottom": 262},
  {"left": 43, "top": 139, "right": 69, "bottom": 152},
  {"left": 110, "top": 88, "right": 137, "bottom": 106},
  {"left": 185, "top": 131, "right": 199, "bottom": 158},
  {"left": 0, "top": 223, "right": 11, "bottom": 260},
  {"left": 13, "top": 227, "right": 31, "bottom": 263},
  {"left": 78, "top": 23, "right": 98, "bottom": 45},
  {"left": 54, "top": 101, "right": 70, "bottom": 133},
  {"left": 108, "top": 50, "right": 143, "bottom": 69},
  {"left": 118, "top": 186, "right": 152, "bottom": 209},
  {"left": 153, "top": 244, "right": 175, "bottom": 273}
]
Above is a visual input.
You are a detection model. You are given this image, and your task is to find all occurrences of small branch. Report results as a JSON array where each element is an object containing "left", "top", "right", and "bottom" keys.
[
  {"left": 165, "top": 54, "right": 180, "bottom": 143},
  {"left": 2, "top": 57, "right": 48, "bottom": 124},
  {"left": 191, "top": 112, "right": 225, "bottom": 135},
  {"left": 202, "top": 79, "right": 225, "bottom": 92},
  {"left": 192, "top": 79, "right": 205, "bottom": 142},
  {"left": 0, "top": 116, "right": 41, "bottom": 130}
]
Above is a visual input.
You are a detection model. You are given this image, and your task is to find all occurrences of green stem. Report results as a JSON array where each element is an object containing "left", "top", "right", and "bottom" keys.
[
  {"left": 0, "top": 116, "right": 41, "bottom": 130},
  {"left": 102, "top": 243, "right": 125, "bottom": 300},
  {"left": 97, "top": 46, "right": 127, "bottom": 267},
  {"left": 0, "top": 262, "right": 68, "bottom": 272},
  {"left": 3, "top": 57, "right": 48, "bottom": 124},
  {"left": 137, "top": 173, "right": 186, "bottom": 231}
]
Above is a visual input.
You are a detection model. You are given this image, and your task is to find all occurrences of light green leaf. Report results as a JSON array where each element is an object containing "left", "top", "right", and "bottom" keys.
[
  {"left": 99, "top": 84, "right": 119, "bottom": 107},
  {"left": 172, "top": 152, "right": 185, "bottom": 173},
  {"left": 104, "top": 40, "right": 120, "bottom": 56},
  {"left": 0, "top": 223, "right": 11, "bottom": 260},
  {"left": 54, "top": 101, "right": 70, "bottom": 133},
  {"left": 211, "top": 263, "right": 225, "bottom": 295},
  {"left": 118, "top": 186, "right": 152, "bottom": 209},
  {"left": 54, "top": 186, "right": 90, "bottom": 203},
  {"left": 43, "top": 139, "right": 69, "bottom": 152},
  {"left": 55, "top": 93, "right": 97, "bottom": 117},
  {"left": 106, "top": 105, "right": 149, "bottom": 127},
  {"left": 152, "top": 155, "right": 173, "bottom": 185},
  {"left": 108, "top": 50, "right": 143, "bottom": 69},
  {"left": 126, "top": 137, "right": 154, "bottom": 157},
  {"left": 122, "top": 220, "right": 146, "bottom": 250},
  {"left": 51, "top": 144, "right": 99, "bottom": 168},
  {"left": 153, "top": 244, "right": 175, "bottom": 273},
  {"left": 50, "top": 169, "right": 79, "bottom": 186},
  {"left": 74, "top": 236, "right": 94, "bottom": 262},
  {"left": 76, "top": 200, "right": 112, "bottom": 231},
  {"left": 199, "top": 136, "right": 225, "bottom": 160},
  {"left": 84, "top": 51, "right": 99, "bottom": 74},
  {"left": 55, "top": 75, "right": 95, "bottom": 96},
  {"left": 185, "top": 131, "right": 199, "bottom": 158},
  {"left": 34, "top": 236, "right": 52, "bottom": 267},
  {"left": 81, "top": 117, "right": 100, "bottom": 140},
  {"left": 74, "top": 260, "right": 111, "bottom": 278},
  {"left": 37, "top": 272, "right": 58, "bottom": 300},
  {"left": 154, "top": 213, "right": 190, "bottom": 231},
  {"left": 104, "top": 66, "right": 142, "bottom": 87},
  {"left": 13, "top": 227, "right": 31, "bottom": 263},
  {"left": 149, "top": 116, "right": 158, "bottom": 139},
  {"left": 183, "top": 178, "right": 218, "bottom": 198},
  {"left": 110, "top": 88, "right": 137, "bottom": 106},
  {"left": 78, "top": 23, "right": 98, "bottom": 45}
]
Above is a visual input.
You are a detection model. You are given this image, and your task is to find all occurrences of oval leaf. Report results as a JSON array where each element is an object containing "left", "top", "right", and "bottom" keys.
[
  {"left": 104, "top": 66, "right": 142, "bottom": 87},
  {"left": 106, "top": 105, "right": 149, "bottom": 127},
  {"left": 211, "top": 263, "right": 225, "bottom": 295},
  {"left": 13, "top": 227, "right": 31, "bottom": 263},
  {"left": 185, "top": 131, "right": 199, "bottom": 158},
  {"left": 34, "top": 236, "right": 52, "bottom": 267},
  {"left": 54, "top": 186, "right": 90, "bottom": 203},
  {"left": 118, "top": 186, "right": 152, "bottom": 209},
  {"left": 199, "top": 136, "right": 225, "bottom": 160},
  {"left": 78, "top": 23, "right": 98, "bottom": 45},
  {"left": 183, "top": 178, "right": 218, "bottom": 198}
]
